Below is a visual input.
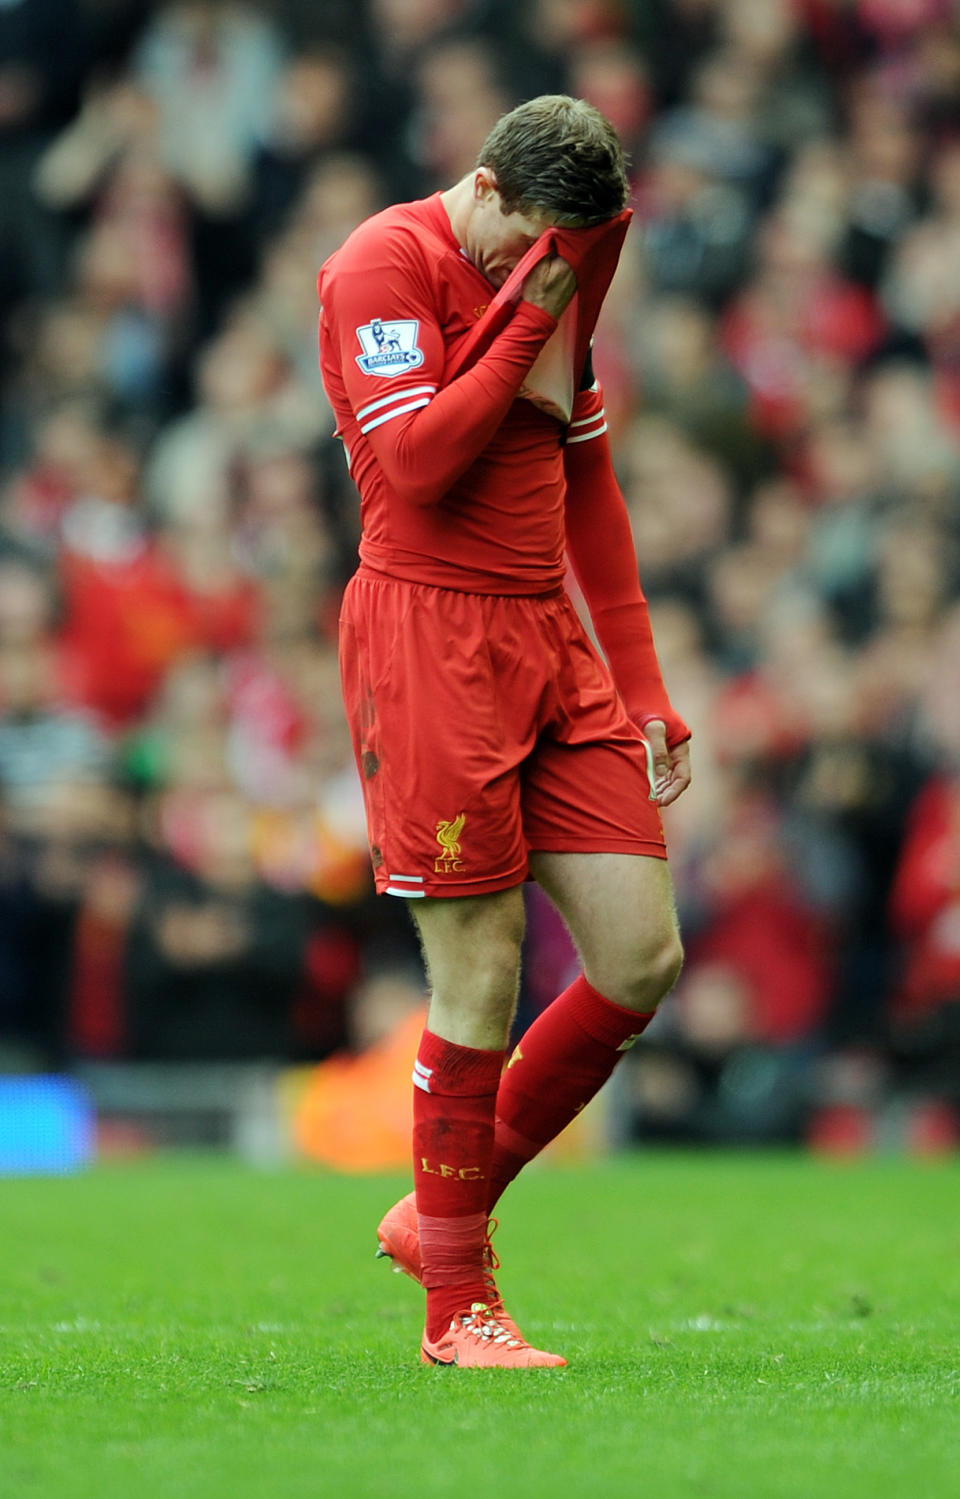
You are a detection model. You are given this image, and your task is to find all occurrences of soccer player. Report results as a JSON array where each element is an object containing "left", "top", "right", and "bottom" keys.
[{"left": 318, "top": 96, "right": 691, "bottom": 1368}]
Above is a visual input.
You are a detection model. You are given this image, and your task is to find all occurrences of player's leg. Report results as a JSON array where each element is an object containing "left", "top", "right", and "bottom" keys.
[
  {"left": 344, "top": 581, "right": 578, "bottom": 1363},
  {"left": 374, "top": 886, "right": 524, "bottom": 1297},
  {"left": 488, "top": 850, "right": 682, "bottom": 1207},
  {"left": 480, "top": 584, "right": 685, "bottom": 1205},
  {"left": 375, "top": 853, "right": 681, "bottom": 1288},
  {"left": 412, "top": 885, "right": 525, "bottom": 1050},
  {"left": 409, "top": 886, "right": 565, "bottom": 1366},
  {"left": 408, "top": 886, "right": 520, "bottom": 1328},
  {"left": 531, "top": 848, "right": 683, "bottom": 1010}
]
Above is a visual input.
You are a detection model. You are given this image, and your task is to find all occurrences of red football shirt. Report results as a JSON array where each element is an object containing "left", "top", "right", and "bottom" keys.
[
  {"left": 319, "top": 192, "right": 690, "bottom": 745},
  {"left": 318, "top": 193, "right": 607, "bottom": 594}
]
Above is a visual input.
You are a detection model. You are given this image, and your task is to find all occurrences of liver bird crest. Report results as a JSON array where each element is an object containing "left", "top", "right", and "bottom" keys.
[{"left": 435, "top": 813, "right": 466, "bottom": 856}]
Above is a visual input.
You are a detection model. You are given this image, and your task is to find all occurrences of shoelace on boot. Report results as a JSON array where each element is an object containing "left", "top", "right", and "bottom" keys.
[
  {"left": 480, "top": 1216, "right": 507, "bottom": 1307},
  {"left": 459, "top": 1303, "right": 524, "bottom": 1349}
]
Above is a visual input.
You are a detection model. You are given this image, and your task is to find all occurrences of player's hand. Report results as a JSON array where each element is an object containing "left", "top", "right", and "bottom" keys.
[
  {"left": 522, "top": 255, "right": 577, "bottom": 319},
  {"left": 644, "top": 718, "right": 692, "bottom": 808}
]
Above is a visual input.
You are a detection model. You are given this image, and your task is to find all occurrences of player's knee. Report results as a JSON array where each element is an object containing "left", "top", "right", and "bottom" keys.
[
  {"left": 480, "top": 917, "right": 527, "bottom": 997},
  {"left": 593, "top": 926, "right": 683, "bottom": 1012},
  {"left": 646, "top": 930, "right": 684, "bottom": 1006}
]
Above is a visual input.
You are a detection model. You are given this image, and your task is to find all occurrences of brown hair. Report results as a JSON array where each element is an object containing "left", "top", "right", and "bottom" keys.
[{"left": 477, "top": 95, "right": 629, "bottom": 226}]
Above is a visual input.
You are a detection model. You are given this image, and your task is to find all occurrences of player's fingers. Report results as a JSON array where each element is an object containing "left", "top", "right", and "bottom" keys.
[
  {"left": 657, "top": 777, "right": 687, "bottom": 808},
  {"left": 643, "top": 720, "right": 671, "bottom": 797},
  {"left": 522, "top": 255, "right": 577, "bottom": 318},
  {"left": 657, "top": 744, "right": 692, "bottom": 807}
]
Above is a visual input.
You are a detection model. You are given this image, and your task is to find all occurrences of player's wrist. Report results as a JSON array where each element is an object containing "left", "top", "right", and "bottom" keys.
[
  {"left": 516, "top": 300, "right": 558, "bottom": 333},
  {"left": 632, "top": 708, "right": 691, "bottom": 748}
]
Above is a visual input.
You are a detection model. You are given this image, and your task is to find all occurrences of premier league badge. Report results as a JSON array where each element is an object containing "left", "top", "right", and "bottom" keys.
[{"left": 355, "top": 318, "right": 425, "bottom": 377}]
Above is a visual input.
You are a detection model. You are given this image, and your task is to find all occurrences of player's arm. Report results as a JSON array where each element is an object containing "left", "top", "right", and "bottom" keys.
[
  {"left": 563, "top": 387, "right": 691, "bottom": 806},
  {"left": 322, "top": 246, "right": 573, "bottom": 508}
]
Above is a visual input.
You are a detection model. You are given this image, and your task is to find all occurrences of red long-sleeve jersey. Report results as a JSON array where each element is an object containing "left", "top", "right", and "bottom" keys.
[{"left": 318, "top": 192, "right": 689, "bottom": 745}]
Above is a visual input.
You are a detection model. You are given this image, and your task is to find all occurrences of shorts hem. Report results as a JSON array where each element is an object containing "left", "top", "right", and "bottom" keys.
[
  {"left": 375, "top": 867, "right": 530, "bottom": 899},
  {"left": 525, "top": 837, "right": 667, "bottom": 860}
]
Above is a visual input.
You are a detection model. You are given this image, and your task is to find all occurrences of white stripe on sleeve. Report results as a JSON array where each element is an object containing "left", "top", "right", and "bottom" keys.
[
  {"left": 567, "top": 421, "right": 609, "bottom": 445},
  {"left": 569, "top": 406, "right": 607, "bottom": 429},
  {"left": 356, "top": 384, "right": 436, "bottom": 422},
  {"left": 360, "top": 398, "right": 432, "bottom": 435}
]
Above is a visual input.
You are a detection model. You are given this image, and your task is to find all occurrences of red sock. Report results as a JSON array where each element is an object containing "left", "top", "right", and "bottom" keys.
[
  {"left": 489, "top": 974, "right": 654, "bottom": 1209},
  {"left": 412, "top": 1029, "right": 505, "bottom": 1340}
]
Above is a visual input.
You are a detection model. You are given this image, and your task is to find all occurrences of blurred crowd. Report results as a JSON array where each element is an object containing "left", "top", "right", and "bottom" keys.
[{"left": 3, "top": 0, "right": 960, "bottom": 1150}]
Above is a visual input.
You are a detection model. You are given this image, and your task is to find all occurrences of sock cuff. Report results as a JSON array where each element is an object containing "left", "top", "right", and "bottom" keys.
[
  {"left": 419, "top": 1210, "right": 489, "bottom": 1291},
  {"left": 415, "top": 1029, "right": 505, "bottom": 1096},
  {"left": 563, "top": 974, "right": 655, "bottom": 1051},
  {"left": 493, "top": 1116, "right": 542, "bottom": 1164}
]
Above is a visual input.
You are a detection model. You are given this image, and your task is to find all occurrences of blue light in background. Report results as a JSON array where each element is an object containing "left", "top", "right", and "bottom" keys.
[{"left": 0, "top": 1077, "right": 95, "bottom": 1175}]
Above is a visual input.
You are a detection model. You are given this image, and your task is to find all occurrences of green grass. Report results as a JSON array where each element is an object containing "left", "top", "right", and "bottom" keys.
[{"left": 1, "top": 1153, "right": 959, "bottom": 1497}]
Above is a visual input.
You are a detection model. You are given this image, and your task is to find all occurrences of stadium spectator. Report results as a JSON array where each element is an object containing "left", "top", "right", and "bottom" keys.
[
  {"left": 886, "top": 603, "right": 960, "bottom": 1102},
  {"left": 249, "top": 46, "right": 361, "bottom": 248},
  {"left": 124, "top": 787, "right": 309, "bottom": 1059},
  {"left": 131, "top": 0, "right": 287, "bottom": 215},
  {"left": 0, "top": 0, "right": 89, "bottom": 323}
]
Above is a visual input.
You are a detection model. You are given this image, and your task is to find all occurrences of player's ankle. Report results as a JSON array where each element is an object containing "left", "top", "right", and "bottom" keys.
[{"left": 425, "top": 1283, "right": 490, "bottom": 1341}]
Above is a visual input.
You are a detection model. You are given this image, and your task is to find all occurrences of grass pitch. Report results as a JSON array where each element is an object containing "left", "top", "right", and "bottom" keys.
[{"left": 1, "top": 1151, "right": 959, "bottom": 1498}]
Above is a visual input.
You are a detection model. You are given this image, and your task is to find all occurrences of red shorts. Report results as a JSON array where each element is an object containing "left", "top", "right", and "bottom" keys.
[{"left": 339, "top": 567, "right": 666, "bottom": 899}]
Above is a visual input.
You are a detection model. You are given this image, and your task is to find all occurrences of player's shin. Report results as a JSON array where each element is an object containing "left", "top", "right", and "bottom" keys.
[
  {"left": 412, "top": 1029, "right": 506, "bottom": 1339},
  {"left": 488, "top": 973, "right": 655, "bottom": 1210}
]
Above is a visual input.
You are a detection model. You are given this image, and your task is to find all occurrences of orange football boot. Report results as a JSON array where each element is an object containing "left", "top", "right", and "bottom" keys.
[
  {"left": 376, "top": 1191, "right": 421, "bottom": 1281},
  {"left": 421, "top": 1303, "right": 567, "bottom": 1369}
]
